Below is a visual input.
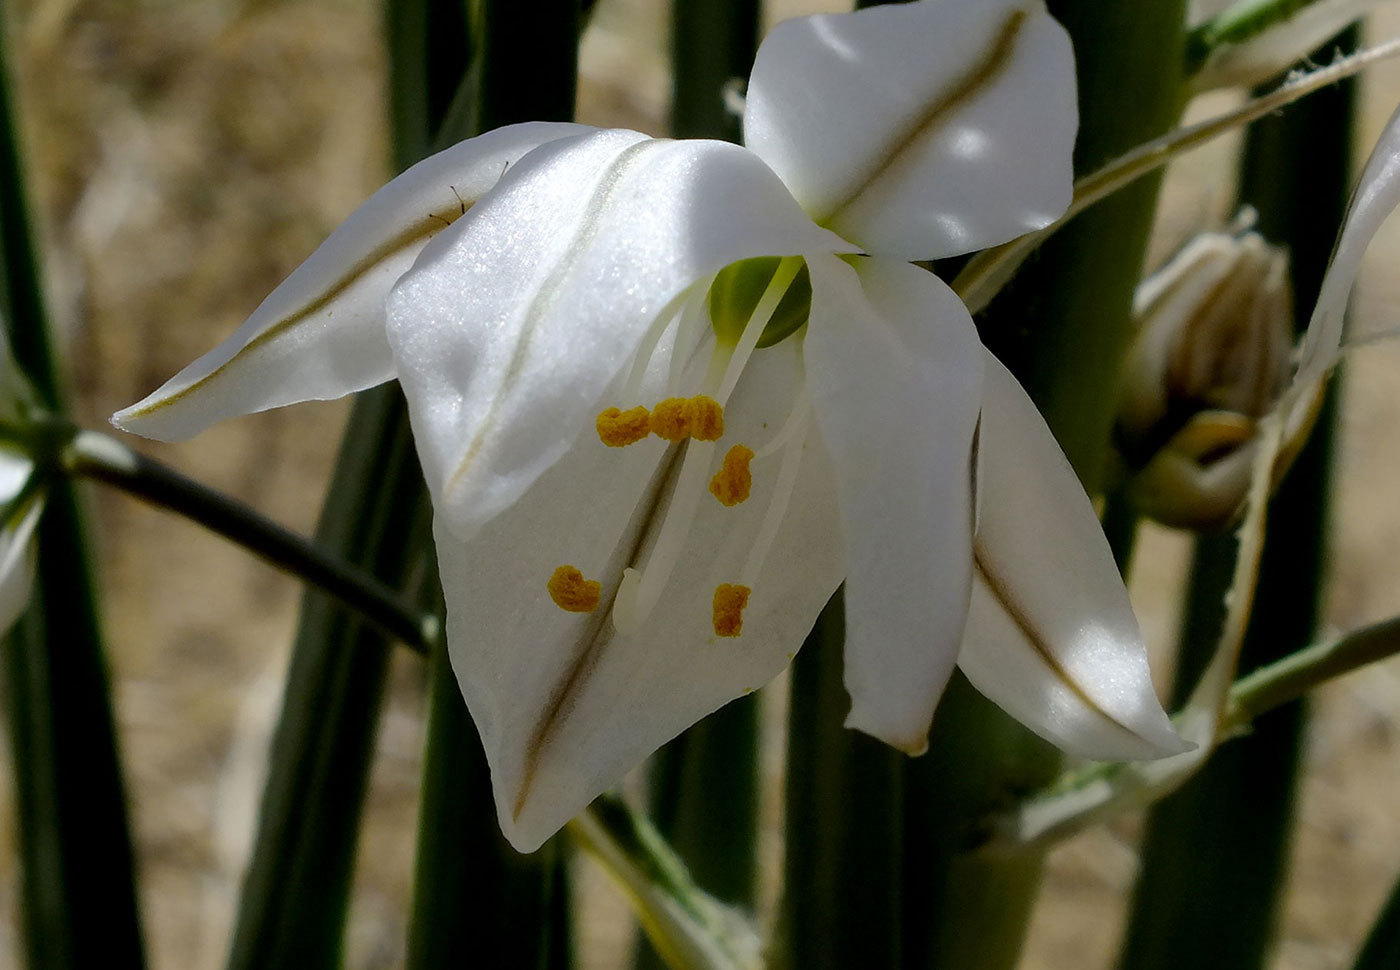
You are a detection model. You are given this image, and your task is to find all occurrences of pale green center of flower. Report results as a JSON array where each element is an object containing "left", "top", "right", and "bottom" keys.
[{"left": 545, "top": 256, "right": 812, "bottom": 638}]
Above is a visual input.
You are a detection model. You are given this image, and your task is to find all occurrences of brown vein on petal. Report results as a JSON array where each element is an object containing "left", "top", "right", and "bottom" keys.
[
  {"left": 512, "top": 443, "right": 685, "bottom": 822},
  {"left": 972, "top": 552, "right": 1155, "bottom": 745},
  {"left": 818, "top": 7, "right": 1028, "bottom": 225},
  {"left": 444, "top": 139, "right": 661, "bottom": 502},
  {"left": 126, "top": 207, "right": 467, "bottom": 417}
]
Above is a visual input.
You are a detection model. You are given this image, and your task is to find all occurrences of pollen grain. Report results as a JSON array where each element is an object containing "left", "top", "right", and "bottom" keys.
[
  {"left": 547, "top": 565, "right": 601, "bottom": 613},
  {"left": 687, "top": 396, "right": 725, "bottom": 441},
  {"left": 712, "top": 583, "right": 751, "bottom": 637},
  {"left": 709, "top": 444, "right": 754, "bottom": 506},
  {"left": 650, "top": 397, "right": 692, "bottom": 441},
  {"left": 596, "top": 406, "right": 651, "bottom": 447}
]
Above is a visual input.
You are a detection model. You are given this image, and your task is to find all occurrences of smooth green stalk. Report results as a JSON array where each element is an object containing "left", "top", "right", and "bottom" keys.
[
  {"left": 0, "top": 2, "right": 145, "bottom": 964},
  {"left": 1118, "top": 40, "right": 1354, "bottom": 970},
  {"left": 670, "top": 0, "right": 757, "bottom": 142},
  {"left": 386, "top": 0, "right": 474, "bottom": 172},
  {"left": 776, "top": 592, "right": 905, "bottom": 970},
  {"left": 407, "top": 638, "right": 569, "bottom": 970},
  {"left": 571, "top": 797, "right": 762, "bottom": 970},
  {"left": 404, "top": 3, "right": 579, "bottom": 968},
  {"left": 633, "top": 6, "right": 764, "bottom": 968},
  {"left": 225, "top": 388, "right": 433, "bottom": 970},
  {"left": 43, "top": 424, "right": 437, "bottom": 653}
]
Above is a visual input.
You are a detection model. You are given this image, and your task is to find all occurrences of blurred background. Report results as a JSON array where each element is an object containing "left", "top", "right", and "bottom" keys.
[{"left": 0, "top": 0, "right": 1399, "bottom": 966}]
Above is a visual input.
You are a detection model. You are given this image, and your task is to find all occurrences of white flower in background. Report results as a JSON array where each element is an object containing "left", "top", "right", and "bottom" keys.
[
  {"left": 114, "top": 0, "right": 1186, "bottom": 851},
  {"left": 0, "top": 329, "right": 43, "bottom": 637}
]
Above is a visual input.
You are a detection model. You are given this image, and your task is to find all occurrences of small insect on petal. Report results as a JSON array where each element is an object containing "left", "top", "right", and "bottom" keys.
[
  {"left": 547, "top": 565, "right": 601, "bottom": 613},
  {"left": 712, "top": 583, "right": 751, "bottom": 637},
  {"left": 709, "top": 444, "right": 755, "bottom": 506}
]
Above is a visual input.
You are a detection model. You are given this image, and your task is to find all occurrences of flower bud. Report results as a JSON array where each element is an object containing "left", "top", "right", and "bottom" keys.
[{"left": 1113, "top": 218, "right": 1296, "bottom": 528}]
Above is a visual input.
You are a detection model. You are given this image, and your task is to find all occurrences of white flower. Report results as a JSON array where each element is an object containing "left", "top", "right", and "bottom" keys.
[
  {"left": 114, "top": 0, "right": 1184, "bottom": 851},
  {"left": 0, "top": 329, "right": 43, "bottom": 638}
]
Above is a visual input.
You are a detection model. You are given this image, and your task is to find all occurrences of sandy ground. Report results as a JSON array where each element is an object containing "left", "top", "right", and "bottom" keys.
[{"left": 0, "top": 0, "right": 1399, "bottom": 968}]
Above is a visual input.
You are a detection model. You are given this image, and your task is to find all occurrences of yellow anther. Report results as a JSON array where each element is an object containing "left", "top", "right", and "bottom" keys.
[
  {"left": 547, "top": 565, "right": 601, "bottom": 613},
  {"left": 596, "top": 406, "right": 651, "bottom": 447},
  {"left": 650, "top": 397, "right": 692, "bottom": 441},
  {"left": 686, "top": 396, "right": 725, "bottom": 441},
  {"left": 709, "top": 444, "right": 754, "bottom": 506},
  {"left": 651, "top": 395, "right": 725, "bottom": 442},
  {"left": 712, "top": 583, "right": 751, "bottom": 637}
]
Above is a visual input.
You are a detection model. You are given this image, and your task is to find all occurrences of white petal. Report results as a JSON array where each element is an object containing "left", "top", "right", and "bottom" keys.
[
  {"left": 960, "top": 350, "right": 1186, "bottom": 760},
  {"left": 0, "top": 496, "right": 42, "bottom": 639},
  {"left": 744, "top": 0, "right": 1076, "bottom": 260},
  {"left": 1295, "top": 102, "right": 1400, "bottom": 389},
  {"left": 0, "top": 451, "right": 33, "bottom": 503},
  {"left": 804, "top": 254, "right": 981, "bottom": 754},
  {"left": 434, "top": 343, "right": 843, "bottom": 851},
  {"left": 113, "top": 122, "right": 592, "bottom": 441},
  {"left": 387, "top": 128, "right": 852, "bottom": 541}
]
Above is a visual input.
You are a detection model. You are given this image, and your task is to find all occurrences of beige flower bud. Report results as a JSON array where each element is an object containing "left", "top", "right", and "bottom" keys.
[{"left": 1114, "top": 217, "right": 1299, "bottom": 528}]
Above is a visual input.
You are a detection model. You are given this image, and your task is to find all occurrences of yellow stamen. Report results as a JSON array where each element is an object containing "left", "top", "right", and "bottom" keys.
[
  {"left": 547, "top": 565, "right": 601, "bottom": 613},
  {"left": 650, "top": 397, "right": 692, "bottom": 441},
  {"left": 596, "top": 406, "right": 651, "bottom": 447},
  {"left": 712, "top": 584, "right": 751, "bottom": 637},
  {"left": 686, "top": 396, "right": 725, "bottom": 441},
  {"left": 709, "top": 444, "right": 754, "bottom": 506},
  {"left": 650, "top": 395, "right": 725, "bottom": 442}
]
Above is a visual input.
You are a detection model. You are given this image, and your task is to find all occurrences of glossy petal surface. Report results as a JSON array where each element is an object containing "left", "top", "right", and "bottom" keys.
[
  {"left": 434, "top": 342, "right": 843, "bottom": 851},
  {"left": 959, "top": 350, "right": 1185, "bottom": 760},
  {"left": 387, "top": 129, "right": 851, "bottom": 541},
  {"left": 805, "top": 254, "right": 981, "bottom": 754},
  {"left": 744, "top": 0, "right": 1075, "bottom": 260},
  {"left": 114, "top": 122, "right": 591, "bottom": 440}
]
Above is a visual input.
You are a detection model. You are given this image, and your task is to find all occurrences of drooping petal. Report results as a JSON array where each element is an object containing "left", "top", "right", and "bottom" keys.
[
  {"left": 744, "top": 0, "right": 1076, "bottom": 261},
  {"left": 1295, "top": 102, "right": 1400, "bottom": 390},
  {"left": 804, "top": 254, "right": 981, "bottom": 754},
  {"left": 113, "top": 121, "right": 592, "bottom": 441},
  {"left": 387, "top": 128, "right": 852, "bottom": 542},
  {"left": 434, "top": 341, "right": 843, "bottom": 851},
  {"left": 959, "top": 350, "right": 1186, "bottom": 761}
]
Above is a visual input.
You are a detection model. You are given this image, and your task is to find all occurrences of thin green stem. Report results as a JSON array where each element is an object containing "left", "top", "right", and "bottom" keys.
[
  {"left": 569, "top": 796, "right": 761, "bottom": 970},
  {"left": 1222, "top": 615, "right": 1400, "bottom": 731},
  {"left": 49, "top": 424, "right": 436, "bottom": 654}
]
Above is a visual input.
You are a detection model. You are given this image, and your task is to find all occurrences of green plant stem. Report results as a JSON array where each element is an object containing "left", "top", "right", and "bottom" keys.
[
  {"left": 226, "top": 387, "right": 433, "bottom": 970},
  {"left": 76, "top": 432, "right": 430, "bottom": 650},
  {"left": 573, "top": 798, "right": 761, "bottom": 970},
  {"left": 777, "top": 592, "right": 905, "bottom": 970},
  {"left": 0, "top": 0, "right": 145, "bottom": 964},
  {"left": 1223, "top": 614, "right": 1400, "bottom": 731},
  {"left": 51, "top": 426, "right": 436, "bottom": 653},
  {"left": 1117, "top": 33, "right": 1354, "bottom": 970}
]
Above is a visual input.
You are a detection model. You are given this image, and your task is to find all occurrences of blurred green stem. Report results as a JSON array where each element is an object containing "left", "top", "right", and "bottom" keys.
[{"left": 0, "top": 0, "right": 145, "bottom": 964}]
